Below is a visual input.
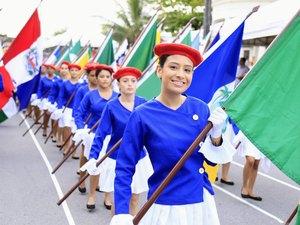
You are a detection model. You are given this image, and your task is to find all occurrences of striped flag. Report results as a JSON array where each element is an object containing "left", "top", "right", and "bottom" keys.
[{"left": 1, "top": 8, "right": 43, "bottom": 119}]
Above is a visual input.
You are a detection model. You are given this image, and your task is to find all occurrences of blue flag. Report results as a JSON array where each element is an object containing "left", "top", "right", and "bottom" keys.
[{"left": 185, "top": 20, "right": 245, "bottom": 104}]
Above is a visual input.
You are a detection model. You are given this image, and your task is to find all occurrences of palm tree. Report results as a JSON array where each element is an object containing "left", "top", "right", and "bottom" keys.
[{"left": 102, "top": 0, "right": 151, "bottom": 46}]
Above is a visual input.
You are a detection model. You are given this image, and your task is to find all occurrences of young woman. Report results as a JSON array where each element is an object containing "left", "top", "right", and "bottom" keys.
[
  {"left": 76, "top": 64, "right": 118, "bottom": 208},
  {"left": 48, "top": 61, "right": 70, "bottom": 145},
  {"left": 84, "top": 67, "right": 153, "bottom": 214},
  {"left": 110, "top": 43, "right": 232, "bottom": 225},
  {"left": 54, "top": 63, "right": 81, "bottom": 156},
  {"left": 35, "top": 64, "right": 59, "bottom": 137},
  {"left": 233, "top": 130, "right": 270, "bottom": 201},
  {"left": 71, "top": 62, "right": 98, "bottom": 159}
]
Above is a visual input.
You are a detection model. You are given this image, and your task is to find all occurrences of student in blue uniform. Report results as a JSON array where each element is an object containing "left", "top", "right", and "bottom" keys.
[
  {"left": 35, "top": 64, "right": 59, "bottom": 136},
  {"left": 48, "top": 61, "right": 69, "bottom": 145},
  {"left": 83, "top": 67, "right": 153, "bottom": 213},
  {"left": 30, "top": 64, "right": 47, "bottom": 123},
  {"left": 110, "top": 43, "right": 231, "bottom": 225},
  {"left": 71, "top": 62, "right": 98, "bottom": 159},
  {"left": 54, "top": 63, "right": 81, "bottom": 156},
  {"left": 75, "top": 64, "right": 117, "bottom": 208}
]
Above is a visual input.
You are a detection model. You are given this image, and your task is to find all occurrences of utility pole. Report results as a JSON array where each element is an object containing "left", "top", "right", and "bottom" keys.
[{"left": 203, "top": 0, "right": 212, "bottom": 37}]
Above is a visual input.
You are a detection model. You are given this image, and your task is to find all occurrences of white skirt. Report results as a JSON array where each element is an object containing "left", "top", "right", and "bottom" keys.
[
  {"left": 99, "top": 154, "right": 153, "bottom": 194},
  {"left": 139, "top": 188, "right": 220, "bottom": 225},
  {"left": 61, "top": 107, "right": 75, "bottom": 128}
]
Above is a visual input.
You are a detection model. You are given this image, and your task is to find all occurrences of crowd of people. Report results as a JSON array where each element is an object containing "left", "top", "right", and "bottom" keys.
[{"left": 25, "top": 43, "right": 269, "bottom": 225}]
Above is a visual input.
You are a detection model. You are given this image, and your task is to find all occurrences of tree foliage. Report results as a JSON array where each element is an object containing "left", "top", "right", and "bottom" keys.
[
  {"left": 102, "top": 0, "right": 150, "bottom": 46},
  {"left": 146, "top": 0, "right": 204, "bottom": 34}
]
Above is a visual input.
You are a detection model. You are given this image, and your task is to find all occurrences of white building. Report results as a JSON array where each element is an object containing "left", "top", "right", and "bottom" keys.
[{"left": 211, "top": 0, "right": 300, "bottom": 67}]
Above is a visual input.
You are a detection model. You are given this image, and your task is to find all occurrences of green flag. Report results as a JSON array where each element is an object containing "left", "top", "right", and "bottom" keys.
[
  {"left": 137, "top": 24, "right": 192, "bottom": 100},
  {"left": 223, "top": 12, "right": 300, "bottom": 185},
  {"left": 68, "top": 39, "right": 81, "bottom": 62},
  {"left": 55, "top": 40, "right": 72, "bottom": 67},
  {"left": 295, "top": 203, "right": 300, "bottom": 225},
  {"left": 121, "top": 14, "right": 157, "bottom": 71},
  {"left": 94, "top": 29, "right": 114, "bottom": 65}
]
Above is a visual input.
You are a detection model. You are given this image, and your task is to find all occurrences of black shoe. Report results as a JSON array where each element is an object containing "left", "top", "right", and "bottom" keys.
[
  {"left": 241, "top": 193, "right": 249, "bottom": 199},
  {"left": 72, "top": 156, "right": 80, "bottom": 160},
  {"left": 86, "top": 204, "right": 95, "bottom": 211},
  {"left": 220, "top": 178, "right": 234, "bottom": 185},
  {"left": 104, "top": 201, "right": 112, "bottom": 210},
  {"left": 76, "top": 170, "right": 80, "bottom": 175},
  {"left": 78, "top": 187, "right": 86, "bottom": 193},
  {"left": 248, "top": 195, "right": 262, "bottom": 201}
]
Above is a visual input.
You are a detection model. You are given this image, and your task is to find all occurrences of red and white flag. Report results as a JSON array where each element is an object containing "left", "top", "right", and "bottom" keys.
[{"left": 0, "top": 8, "right": 43, "bottom": 122}]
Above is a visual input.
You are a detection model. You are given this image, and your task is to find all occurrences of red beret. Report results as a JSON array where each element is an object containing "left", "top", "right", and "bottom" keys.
[
  {"left": 45, "top": 64, "right": 56, "bottom": 70},
  {"left": 60, "top": 61, "right": 70, "bottom": 67},
  {"left": 154, "top": 43, "right": 203, "bottom": 67},
  {"left": 68, "top": 64, "right": 81, "bottom": 70},
  {"left": 84, "top": 62, "right": 99, "bottom": 71},
  {"left": 96, "top": 64, "right": 115, "bottom": 74},
  {"left": 113, "top": 67, "right": 142, "bottom": 80}
]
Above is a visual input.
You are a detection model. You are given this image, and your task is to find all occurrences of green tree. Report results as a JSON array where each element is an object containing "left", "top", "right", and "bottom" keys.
[
  {"left": 146, "top": 0, "right": 204, "bottom": 34},
  {"left": 102, "top": 0, "right": 151, "bottom": 46}
]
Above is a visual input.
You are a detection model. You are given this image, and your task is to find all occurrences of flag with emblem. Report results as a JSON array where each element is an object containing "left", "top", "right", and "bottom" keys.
[
  {"left": 1, "top": 8, "right": 43, "bottom": 114},
  {"left": 223, "top": 11, "right": 300, "bottom": 185}
]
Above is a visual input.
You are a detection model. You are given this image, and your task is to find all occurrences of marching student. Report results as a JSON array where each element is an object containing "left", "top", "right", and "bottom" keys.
[
  {"left": 71, "top": 62, "right": 99, "bottom": 159},
  {"left": 54, "top": 63, "right": 81, "bottom": 156},
  {"left": 48, "top": 61, "right": 69, "bottom": 145},
  {"left": 76, "top": 63, "right": 117, "bottom": 210},
  {"left": 84, "top": 67, "right": 153, "bottom": 214},
  {"left": 30, "top": 64, "right": 47, "bottom": 122},
  {"left": 34, "top": 64, "right": 59, "bottom": 137},
  {"left": 110, "top": 43, "right": 233, "bottom": 225}
]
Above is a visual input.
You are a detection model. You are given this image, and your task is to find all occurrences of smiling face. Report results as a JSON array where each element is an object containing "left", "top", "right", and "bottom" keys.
[
  {"left": 156, "top": 54, "right": 194, "bottom": 96},
  {"left": 117, "top": 75, "right": 138, "bottom": 95}
]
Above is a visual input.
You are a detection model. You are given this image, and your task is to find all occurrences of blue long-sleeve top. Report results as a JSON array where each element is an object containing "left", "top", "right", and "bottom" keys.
[
  {"left": 37, "top": 76, "right": 59, "bottom": 99},
  {"left": 114, "top": 96, "right": 217, "bottom": 215},
  {"left": 47, "top": 77, "right": 63, "bottom": 104},
  {"left": 72, "top": 84, "right": 90, "bottom": 119},
  {"left": 75, "top": 89, "right": 118, "bottom": 130},
  {"left": 89, "top": 95, "right": 147, "bottom": 161},
  {"left": 57, "top": 80, "right": 80, "bottom": 109}
]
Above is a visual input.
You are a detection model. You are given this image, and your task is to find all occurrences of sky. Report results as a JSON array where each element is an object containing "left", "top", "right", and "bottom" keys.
[{"left": 0, "top": 0, "right": 125, "bottom": 47}]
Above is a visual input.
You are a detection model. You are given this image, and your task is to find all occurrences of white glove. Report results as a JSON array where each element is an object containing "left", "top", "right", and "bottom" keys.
[
  {"left": 208, "top": 107, "right": 227, "bottom": 138},
  {"left": 80, "top": 158, "right": 101, "bottom": 175},
  {"left": 110, "top": 214, "right": 134, "bottom": 225},
  {"left": 51, "top": 109, "right": 63, "bottom": 120},
  {"left": 31, "top": 98, "right": 41, "bottom": 106},
  {"left": 72, "top": 128, "right": 90, "bottom": 145}
]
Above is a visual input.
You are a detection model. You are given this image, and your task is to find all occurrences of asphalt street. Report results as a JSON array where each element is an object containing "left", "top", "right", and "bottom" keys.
[{"left": 0, "top": 113, "right": 299, "bottom": 225}]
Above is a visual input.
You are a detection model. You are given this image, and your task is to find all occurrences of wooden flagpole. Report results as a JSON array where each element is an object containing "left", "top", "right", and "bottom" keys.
[
  {"left": 57, "top": 113, "right": 92, "bottom": 151},
  {"left": 51, "top": 119, "right": 100, "bottom": 174},
  {"left": 57, "top": 138, "right": 122, "bottom": 205},
  {"left": 44, "top": 90, "right": 76, "bottom": 144},
  {"left": 120, "top": 6, "right": 161, "bottom": 67}
]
